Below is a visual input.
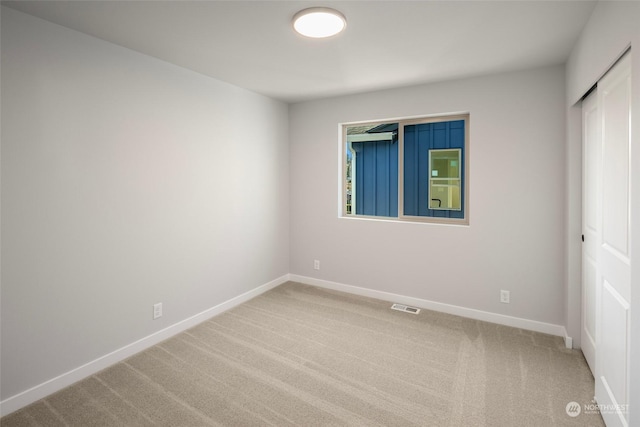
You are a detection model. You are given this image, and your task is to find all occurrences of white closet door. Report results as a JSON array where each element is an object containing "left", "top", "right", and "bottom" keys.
[
  {"left": 595, "top": 51, "right": 631, "bottom": 427},
  {"left": 581, "top": 90, "right": 599, "bottom": 374}
]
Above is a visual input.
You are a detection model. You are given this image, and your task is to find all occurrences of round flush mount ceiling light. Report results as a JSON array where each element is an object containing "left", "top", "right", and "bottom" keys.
[{"left": 292, "top": 7, "right": 347, "bottom": 38}]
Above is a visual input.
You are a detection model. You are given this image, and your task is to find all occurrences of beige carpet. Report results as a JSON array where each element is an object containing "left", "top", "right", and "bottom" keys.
[{"left": 2, "top": 281, "right": 604, "bottom": 426}]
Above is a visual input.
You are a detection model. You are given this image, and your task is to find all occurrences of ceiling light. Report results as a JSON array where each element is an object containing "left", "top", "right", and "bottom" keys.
[{"left": 292, "top": 7, "right": 346, "bottom": 38}]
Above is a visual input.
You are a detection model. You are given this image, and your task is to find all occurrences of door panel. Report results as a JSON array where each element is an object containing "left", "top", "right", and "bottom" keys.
[
  {"left": 584, "top": 259, "right": 597, "bottom": 355},
  {"left": 600, "top": 281, "right": 630, "bottom": 412},
  {"left": 581, "top": 90, "right": 599, "bottom": 373},
  {"left": 602, "top": 73, "right": 631, "bottom": 259},
  {"left": 595, "top": 51, "right": 631, "bottom": 427}
]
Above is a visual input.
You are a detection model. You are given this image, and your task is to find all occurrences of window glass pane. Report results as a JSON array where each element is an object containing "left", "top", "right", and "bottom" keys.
[
  {"left": 429, "top": 179, "right": 461, "bottom": 210},
  {"left": 430, "top": 150, "right": 460, "bottom": 178},
  {"left": 429, "top": 149, "right": 461, "bottom": 210},
  {"left": 403, "top": 120, "right": 465, "bottom": 219},
  {"left": 345, "top": 123, "right": 398, "bottom": 217}
]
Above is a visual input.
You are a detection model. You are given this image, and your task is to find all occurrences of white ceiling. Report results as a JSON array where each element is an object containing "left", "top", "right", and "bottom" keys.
[{"left": 3, "top": 0, "right": 597, "bottom": 103}]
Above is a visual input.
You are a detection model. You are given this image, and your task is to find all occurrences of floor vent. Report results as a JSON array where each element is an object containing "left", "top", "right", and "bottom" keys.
[{"left": 391, "top": 303, "right": 421, "bottom": 314}]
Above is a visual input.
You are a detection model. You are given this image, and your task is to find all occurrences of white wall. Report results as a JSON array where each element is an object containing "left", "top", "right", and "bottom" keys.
[
  {"left": 1, "top": 7, "right": 289, "bottom": 403},
  {"left": 289, "top": 66, "right": 566, "bottom": 326},
  {"left": 564, "top": 1, "right": 640, "bottom": 423}
]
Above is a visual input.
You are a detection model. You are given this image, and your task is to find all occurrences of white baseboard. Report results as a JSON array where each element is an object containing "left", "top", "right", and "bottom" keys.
[
  {"left": 0, "top": 274, "right": 289, "bottom": 417},
  {"left": 289, "top": 274, "right": 568, "bottom": 339}
]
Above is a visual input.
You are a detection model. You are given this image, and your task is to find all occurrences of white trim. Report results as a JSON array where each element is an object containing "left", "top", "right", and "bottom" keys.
[
  {"left": 0, "top": 274, "right": 290, "bottom": 417},
  {"left": 289, "top": 274, "right": 568, "bottom": 338},
  {"left": 346, "top": 132, "right": 394, "bottom": 143}
]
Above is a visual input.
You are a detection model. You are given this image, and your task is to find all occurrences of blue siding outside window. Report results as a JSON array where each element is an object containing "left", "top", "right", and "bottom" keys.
[
  {"left": 353, "top": 139, "right": 398, "bottom": 217},
  {"left": 404, "top": 120, "right": 465, "bottom": 219}
]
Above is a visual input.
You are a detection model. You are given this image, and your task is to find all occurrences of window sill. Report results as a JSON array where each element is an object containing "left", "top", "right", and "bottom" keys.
[{"left": 340, "top": 214, "right": 469, "bottom": 227}]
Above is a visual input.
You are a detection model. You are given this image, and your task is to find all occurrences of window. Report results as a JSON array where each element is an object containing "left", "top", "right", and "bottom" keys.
[{"left": 343, "top": 114, "right": 469, "bottom": 224}]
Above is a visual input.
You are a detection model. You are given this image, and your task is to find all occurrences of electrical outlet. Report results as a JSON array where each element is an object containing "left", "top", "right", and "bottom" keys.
[
  {"left": 153, "top": 303, "right": 163, "bottom": 319},
  {"left": 314, "top": 260, "right": 320, "bottom": 270},
  {"left": 500, "top": 290, "right": 510, "bottom": 304}
]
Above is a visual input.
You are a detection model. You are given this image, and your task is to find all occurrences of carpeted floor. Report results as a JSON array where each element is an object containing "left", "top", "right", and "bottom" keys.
[{"left": 1, "top": 281, "right": 604, "bottom": 426}]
